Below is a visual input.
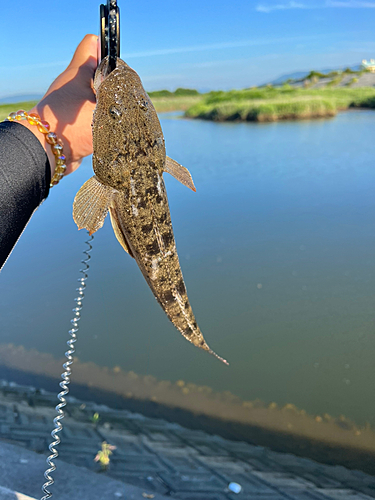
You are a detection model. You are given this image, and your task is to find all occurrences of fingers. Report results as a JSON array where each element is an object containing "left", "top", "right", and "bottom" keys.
[{"left": 69, "top": 34, "right": 98, "bottom": 72}]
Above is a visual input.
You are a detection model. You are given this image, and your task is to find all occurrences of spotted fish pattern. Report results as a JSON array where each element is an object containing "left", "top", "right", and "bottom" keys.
[{"left": 73, "top": 56, "right": 228, "bottom": 365}]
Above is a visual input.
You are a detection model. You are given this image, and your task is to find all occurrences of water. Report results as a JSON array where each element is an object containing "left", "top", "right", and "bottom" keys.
[{"left": 1, "top": 110, "right": 375, "bottom": 427}]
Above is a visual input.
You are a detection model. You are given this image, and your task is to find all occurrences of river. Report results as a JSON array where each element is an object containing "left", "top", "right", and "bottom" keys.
[{"left": 1, "top": 109, "right": 375, "bottom": 430}]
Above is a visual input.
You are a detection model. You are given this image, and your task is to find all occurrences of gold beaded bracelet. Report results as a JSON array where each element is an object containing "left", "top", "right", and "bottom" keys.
[{"left": 7, "top": 110, "right": 66, "bottom": 187}]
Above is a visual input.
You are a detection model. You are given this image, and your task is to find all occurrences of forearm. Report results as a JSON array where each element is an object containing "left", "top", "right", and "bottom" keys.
[
  {"left": 0, "top": 121, "right": 50, "bottom": 269},
  {"left": 0, "top": 34, "right": 97, "bottom": 270}
]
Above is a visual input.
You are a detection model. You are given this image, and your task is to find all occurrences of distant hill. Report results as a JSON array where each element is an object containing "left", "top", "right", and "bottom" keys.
[
  {"left": 271, "top": 65, "right": 362, "bottom": 86},
  {"left": 0, "top": 94, "right": 43, "bottom": 104}
]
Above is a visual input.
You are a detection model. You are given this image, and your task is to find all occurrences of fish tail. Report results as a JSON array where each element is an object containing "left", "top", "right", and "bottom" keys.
[{"left": 207, "top": 347, "right": 229, "bottom": 366}]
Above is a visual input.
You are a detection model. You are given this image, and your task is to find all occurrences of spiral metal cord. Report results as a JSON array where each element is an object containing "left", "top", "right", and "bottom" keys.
[{"left": 41, "top": 233, "right": 93, "bottom": 500}]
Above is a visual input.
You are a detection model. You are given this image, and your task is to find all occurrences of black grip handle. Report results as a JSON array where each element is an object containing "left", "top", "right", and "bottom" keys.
[{"left": 99, "top": 0, "right": 120, "bottom": 73}]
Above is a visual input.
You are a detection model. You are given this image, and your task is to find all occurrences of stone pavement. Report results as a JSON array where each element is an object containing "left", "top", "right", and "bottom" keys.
[{"left": 0, "top": 379, "right": 375, "bottom": 500}]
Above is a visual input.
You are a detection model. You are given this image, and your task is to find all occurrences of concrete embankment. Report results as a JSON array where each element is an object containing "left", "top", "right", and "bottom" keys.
[{"left": 0, "top": 343, "right": 375, "bottom": 475}]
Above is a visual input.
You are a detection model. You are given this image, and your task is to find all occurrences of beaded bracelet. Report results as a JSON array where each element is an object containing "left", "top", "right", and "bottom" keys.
[{"left": 7, "top": 110, "right": 66, "bottom": 187}]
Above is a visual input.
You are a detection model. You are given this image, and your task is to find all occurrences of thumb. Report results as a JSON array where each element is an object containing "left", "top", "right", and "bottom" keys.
[{"left": 69, "top": 34, "right": 98, "bottom": 72}]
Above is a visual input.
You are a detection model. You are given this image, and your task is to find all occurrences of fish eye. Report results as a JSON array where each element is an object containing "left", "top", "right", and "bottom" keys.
[{"left": 109, "top": 106, "right": 122, "bottom": 119}]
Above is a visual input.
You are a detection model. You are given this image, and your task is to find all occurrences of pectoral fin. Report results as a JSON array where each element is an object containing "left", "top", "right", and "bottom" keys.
[
  {"left": 109, "top": 204, "right": 134, "bottom": 258},
  {"left": 164, "top": 156, "right": 196, "bottom": 192},
  {"left": 73, "top": 176, "right": 114, "bottom": 235}
]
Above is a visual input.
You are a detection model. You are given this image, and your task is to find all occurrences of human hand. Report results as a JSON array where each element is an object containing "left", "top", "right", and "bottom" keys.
[{"left": 22, "top": 34, "right": 98, "bottom": 176}]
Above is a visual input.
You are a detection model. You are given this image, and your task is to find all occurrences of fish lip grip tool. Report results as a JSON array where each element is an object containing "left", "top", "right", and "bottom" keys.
[{"left": 99, "top": 0, "right": 120, "bottom": 73}]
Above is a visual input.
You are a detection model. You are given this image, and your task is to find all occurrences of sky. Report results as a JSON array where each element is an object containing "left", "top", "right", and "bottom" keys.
[{"left": 0, "top": 0, "right": 375, "bottom": 98}]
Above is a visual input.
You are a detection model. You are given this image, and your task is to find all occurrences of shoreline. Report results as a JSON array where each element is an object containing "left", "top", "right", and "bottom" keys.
[
  {"left": 0, "top": 343, "right": 375, "bottom": 475},
  {"left": 184, "top": 86, "right": 375, "bottom": 123},
  {"left": 185, "top": 105, "right": 375, "bottom": 123},
  {"left": 184, "top": 103, "right": 375, "bottom": 123}
]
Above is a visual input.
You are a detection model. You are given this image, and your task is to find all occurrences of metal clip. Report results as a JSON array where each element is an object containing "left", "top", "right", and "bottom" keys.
[{"left": 99, "top": 0, "right": 120, "bottom": 74}]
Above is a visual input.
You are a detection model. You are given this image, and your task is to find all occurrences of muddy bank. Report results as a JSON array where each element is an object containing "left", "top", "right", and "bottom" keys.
[{"left": 0, "top": 343, "right": 374, "bottom": 474}]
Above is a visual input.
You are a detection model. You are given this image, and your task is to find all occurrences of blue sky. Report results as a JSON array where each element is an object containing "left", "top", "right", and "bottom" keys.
[{"left": 0, "top": 0, "right": 375, "bottom": 97}]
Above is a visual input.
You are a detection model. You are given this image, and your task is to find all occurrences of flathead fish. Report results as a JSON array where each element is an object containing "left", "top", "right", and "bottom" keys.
[{"left": 73, "top": 56, "right": 228, "bottom": 365}]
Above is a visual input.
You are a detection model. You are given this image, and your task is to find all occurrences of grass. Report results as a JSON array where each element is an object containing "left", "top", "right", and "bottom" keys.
[
  {"left": 185, "top": 86, "right": 375, "bottom": 122},
  {"left": 3, "top": 85, "right": 375, "bottom": 123},
  {"left": 147, "top": 87, "right": 203, "bottom": 112},
  {"left": 150, "top": 95, "right": 203, "bottom": 112},
  {"left": 0, "top": 94, "right": 202, "bottom": 120},
  {"left": 0, "top": 101, "right": 38, "bottom": 121},
  {"left": 186, "top": 97, "right": 337, "bottom": 122},
  {"left": 148, "top": 87, "right": 200, "bottom": 98}
]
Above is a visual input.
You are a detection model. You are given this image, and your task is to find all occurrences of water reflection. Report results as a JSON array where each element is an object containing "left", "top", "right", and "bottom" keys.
[
  {"left": 0, "top": 110, "right": 375, "bottom": 437},
  {"left": 1, "top": 343, "right": 375, "bottom": 474}
]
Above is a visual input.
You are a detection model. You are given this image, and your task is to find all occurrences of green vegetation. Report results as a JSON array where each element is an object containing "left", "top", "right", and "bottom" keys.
[
  {"left": 0, "top": 101, "right": 38, "bottom": 121},
  {"left": 148, "top": 87, "right": 200, "bottom": 98},
  {"left": 91, "top": 412, "right": 100, "bottom": 425},
  {"left": 94, "top": 441, "right": 116, "bottom": 471},
  {"left": 347, "top": 77, "right": 359, "bottom": 87},
  {"left": 0, "top": 93, "right": 201, "bottom": 117},
  {"left": 2, "top": 78, "right": 375, "bottom": 124},
  {"left": 185, "top": 87, "right": 375, "bottom": 122},
  {"left": 150, "top": 95, "right": 203, "bottom": 112},
  {"left": 148, "top": 88, "right": 202, "bottom": 112}
]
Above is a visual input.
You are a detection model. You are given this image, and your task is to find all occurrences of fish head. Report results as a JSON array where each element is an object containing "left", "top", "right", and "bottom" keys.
[{"left": 92, "top": 56, "right": 166, "bottom": 190}]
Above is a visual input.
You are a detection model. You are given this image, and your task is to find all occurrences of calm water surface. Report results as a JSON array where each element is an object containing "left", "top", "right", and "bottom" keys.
[{"left": 1, "top": 110, "right": 375, "bottom": 425}]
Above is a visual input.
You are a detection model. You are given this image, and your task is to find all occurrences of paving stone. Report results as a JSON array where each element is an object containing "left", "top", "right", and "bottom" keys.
[
  {"left": 142, "top": 440, "right": 199, "bottom": 456},
  {"left": 140, "top": 419, "right": 181, "bottom": 432},
  {"left": 78, "top": 410, "right": 144, "bottom": 433},
  {"left": 29, "top": 437, "right": 46, "bottom": 453},
  {"left": 271, "top": 455, "right": 323, "bottom": 476},
  {"left": 295, "top": 472, "right": 343, "bottom": 489},
  {"left": 105, "top": 472, "right": 170, "bottom": 494},
  {"left": 61, "top": 425, "right": 99, "bottom": 441},
  {"left": 216, "top": 439, "right": 265, "bottom": 457},
  {"left": 0, "top": 437, "right": 29, "bottom": 449},
  {"left": 97, "top": 427, "right": 143, "bottom": 444},
  {"left": 20, "top": 414, "right": 49, "bottom": 428},
  {"left": 187, "top": 441, "right": 230, "bottom": 457},
  {"left": 172, "top": 429, "right": 210, "bottom": 440},
  {"left": 341, "top": 478, "right": 375, "bottom": 494},
  {"left": 158, "top": 472, "right": 227, "bottom": 492},
  {"left": 282, "top": 489, "right": 333, "bottom": 500},
  {"left": 252, "top": 472, "right": 316, "bottom": 489},
  {"left": 315, "top": 490, "right": 375, "bottom": 499},
  {"left": 31, "top": 393, "right": 57, "bottom": 406},
  {"left": 174, "top": 493, "right": 229, "bottom": 500},
  {"left": 216, "top": 472, "right": 280, "bottom": 495},
  {"left": 1, "top": 427, "right": 50, "bottom": 440},
  {"left": 0, "top": 424, "right": 10, "bottom": 435},
  {"left": 101, "top": 419, "right": 143, "bottom": 433},
  {"left": 350, "top": 470, "right": 375, "bottom": 481},
  {"left": 57, "top": 451, "right": 96, "bottom": 469},
  {"left": 59, "top": 442, "right": 102, "bottom": 455},
  {"left": 195, "top": 455, "right": 252, "bottom": 473},
  {"left": 326, "top": 466, "right": 359, "bottom": 484},
  {"left": 227, "top": 495, "right": 287, "bottom": 500},
  {"left": 105, "top": 440, "right": 146, "bottom": 456},
  {"left": 158, "top": 455, "right": 211, "bottom": 474},
  {"left": 0, "top": 384, "right": 374, "bottom": 500},
  {"left": 0, "top": 405, "right": 14, "bottom": 424},
  {"left": 240, "top": 457, "right": 286, "bottom": 472},
  {"left": 266, "top": 452, "right": 305, "bottom": 467},
  {"left": 358, "top": 490, "right": 375, "bottom": 499},
  {"left": 111, "top": 455, "right": 167, "bottom": 473},
  {"left": 142, "top": 431, "right": 184, "bottom": 443}
]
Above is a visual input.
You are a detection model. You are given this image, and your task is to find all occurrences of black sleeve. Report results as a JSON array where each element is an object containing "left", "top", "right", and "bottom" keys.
[{"left": 0, "top": 120, "right": 51, "bottom": 269}]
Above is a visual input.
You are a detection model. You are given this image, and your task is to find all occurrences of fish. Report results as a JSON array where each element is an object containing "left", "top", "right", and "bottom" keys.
[{"left": 73, "top": 56, "right": 228, "bottom": 365}]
